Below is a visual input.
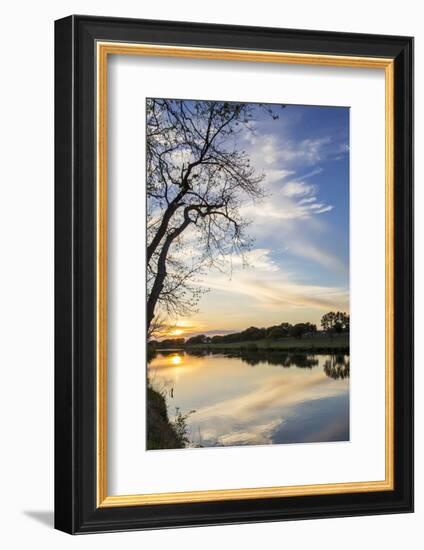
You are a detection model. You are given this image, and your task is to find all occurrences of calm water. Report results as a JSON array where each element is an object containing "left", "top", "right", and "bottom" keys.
[{"left": 148, "top": 350, "right": 349, "bottom": 448}]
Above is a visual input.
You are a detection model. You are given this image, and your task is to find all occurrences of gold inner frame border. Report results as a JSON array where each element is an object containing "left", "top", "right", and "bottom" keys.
[{"left": 96, "top": 42, "right": 394, "bottom": 508}]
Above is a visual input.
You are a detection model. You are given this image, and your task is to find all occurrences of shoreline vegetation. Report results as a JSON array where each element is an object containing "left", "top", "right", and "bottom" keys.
[
  {"left": 147, "top": 384, "right": 192, "bottom": 450},
  {"left": 149, "top": 313, "right": 350, "bottom": 355},
  {"left": 185, "top": 333, "right": 348, "bottom": 353},
  {"left": 149, "top": 333, "right": 349, "bottom": 355}
]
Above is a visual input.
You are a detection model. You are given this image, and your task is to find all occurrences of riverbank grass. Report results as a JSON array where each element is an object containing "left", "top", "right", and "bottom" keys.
[
  {"left": 147, "top": 386, "right": 188, "bottom": 450},
  {"left": 185, "top": 333, "right": 349, "bottom": 353}
]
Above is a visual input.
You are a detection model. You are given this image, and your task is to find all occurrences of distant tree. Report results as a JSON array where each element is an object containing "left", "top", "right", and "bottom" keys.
[
  {"left": 266, "top": 322, "right": 291, "bottom": 340},
  {"left": 159, "top": 338, "right": 185, "bottom": 348},
  {"left": 240, "top": 326, "right": 266, "bottom": 341},
  {"left": 321, "top": 311, "right": 349, "bottom": 335},
  {"left": 304, "top": 322, "right": 317, "bottom": 335},
  {"left": 290, "top": 322, "right": 316, "bottom": 339},
  {"left": 334, "top": 311, "right": 350, "bottom": 333},
  {"left": 321, "top": 311, "right": 337, "bottom": 333},
  {"left": 279, "top": 322, "right": 292, "bottom": 334},
  {"left": 267, "top": 325, "right": 288, "bottom": 340},
  {"left": 221, "top": 331, "right": 241, "bottom": 343},
  {"left": 343, "top": 313, "right": 350, "bottom": 332},
  {"left": 185, "top": 334, "right": 208, "bottom": 345}
]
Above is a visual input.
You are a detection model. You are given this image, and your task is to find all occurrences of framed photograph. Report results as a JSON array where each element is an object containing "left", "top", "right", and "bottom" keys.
[{"left": 54, "top": 15, "right": 413, "bottom": 534}]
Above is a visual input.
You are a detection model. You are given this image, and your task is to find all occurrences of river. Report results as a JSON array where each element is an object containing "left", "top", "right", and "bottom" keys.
[{"left": 148, "top": 349, "right": 349, "bottom": 448}]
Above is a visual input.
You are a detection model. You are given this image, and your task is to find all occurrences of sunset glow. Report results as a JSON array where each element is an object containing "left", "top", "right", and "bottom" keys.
[
  {"left": 170, "top": 355, "right": 182, "bottom": 366},
  {"left": 151, "top": 103, "right": 349, "bottom": 337}
]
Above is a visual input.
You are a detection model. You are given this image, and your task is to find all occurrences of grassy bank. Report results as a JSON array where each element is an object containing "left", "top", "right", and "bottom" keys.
[
  {"left": 147, "top": 385, "right": 188, "bottom": 450},
  {"left": 184, "top": 333, "right": 349, "bottom": 353}
]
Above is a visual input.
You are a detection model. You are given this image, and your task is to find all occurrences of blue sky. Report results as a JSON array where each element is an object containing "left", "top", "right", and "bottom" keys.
[
  {"left": 245, "top": 104, "right": 349, "bottom": 288},
  {"left": 173, "top": 102, "right": 350, "bottom": 337}
]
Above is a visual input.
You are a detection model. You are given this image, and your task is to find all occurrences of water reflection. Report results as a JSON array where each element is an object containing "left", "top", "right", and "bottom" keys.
[
  {"left": 272, "top": 394, "right": 349, "bottom": 444},
  {"left": 323, "top": 354, "right": 350, "bottom": 380},
  {"left": 157, "top": 349, "right": 321, "bottom": 369},
  {"left": 148, "top": 350, "right": 349, "bottom": 448}
]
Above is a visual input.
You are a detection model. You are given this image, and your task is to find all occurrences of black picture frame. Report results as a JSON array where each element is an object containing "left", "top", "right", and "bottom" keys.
[{"left": 55, "top": 14, "right": 414, "bottom": 534}]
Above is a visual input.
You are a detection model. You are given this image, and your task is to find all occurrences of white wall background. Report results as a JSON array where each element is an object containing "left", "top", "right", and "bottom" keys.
[{"left": 0, "top": 1, "right": 420, "bottom": 548}]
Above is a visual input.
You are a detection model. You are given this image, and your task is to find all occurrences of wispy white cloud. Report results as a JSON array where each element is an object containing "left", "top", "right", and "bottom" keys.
[
  {"left": 299, "top": 197, "right": 316, "bottom": 205},
  {"left": 314, "top": 205, "right": 334, "bottom": 214},
  {"left": 240, "top": 129, "right": 335, "bottom": 224},
  {"left": 245, "top": 131, "right": 343, "bottom": 171},
  {"left": 188, "top": 366, "right": 349, "bottom": 445},
  {"left": 242, "top": 178, "right": 333, "bottom": 222},
  {"left": 228, "top": 248, "right": 279, "bottom": 272},
  {"left": 263, "top": 168, "right": 295, "bottom": 184},
  {"left": 198, "top": 247, "right": 348, "bottom": 313},
  {"left": 237, "top": 115, "right": 347, "bottom": 276},
  {"left": 279, "top": 136, "right": 332, "bottom": 165},
  {"left": 299, "top": 167, "right": 324, "bottom": 179},
  {"left": 284, "top": 240, "right": 346, "bottom": 273},
  {"left": 282, "top": 180, "right": 316, "bottom": 198}
]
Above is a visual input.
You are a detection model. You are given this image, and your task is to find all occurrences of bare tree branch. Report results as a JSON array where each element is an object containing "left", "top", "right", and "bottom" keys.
[{"left": 146, "top": 99, "right": 271, "bottom": 334}]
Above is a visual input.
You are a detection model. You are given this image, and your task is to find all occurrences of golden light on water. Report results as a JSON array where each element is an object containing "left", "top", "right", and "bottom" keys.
[{"left": 170, "top": 355, "right": 182, "bottom": 365}]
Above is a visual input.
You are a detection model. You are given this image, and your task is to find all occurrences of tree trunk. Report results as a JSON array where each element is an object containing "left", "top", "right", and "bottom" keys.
[
  {"left": 146, "top": 216, "right": 192, "bottom": 332},
  {"left": 147, "top": 201, "right": 179, "bottom": 264}
]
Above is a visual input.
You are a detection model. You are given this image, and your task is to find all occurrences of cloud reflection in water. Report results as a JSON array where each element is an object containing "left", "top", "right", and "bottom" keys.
[{"left": 148, "top": 351, "right": 349, "bottom": 448}]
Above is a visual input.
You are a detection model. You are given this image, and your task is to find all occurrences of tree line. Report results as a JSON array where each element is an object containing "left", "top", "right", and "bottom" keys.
[{"left": 149, "top": 311, "right": 349, "bottom": 348}]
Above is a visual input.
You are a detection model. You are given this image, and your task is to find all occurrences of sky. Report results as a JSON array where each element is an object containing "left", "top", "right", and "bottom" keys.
[{"left": 165, "top": 102, "right": 350, "bottom": 339}]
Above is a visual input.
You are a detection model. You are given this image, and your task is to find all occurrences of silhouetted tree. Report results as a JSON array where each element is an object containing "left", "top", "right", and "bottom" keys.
[
  {"left": 266, "top": 323, "right": 291, "bottom": 340},
  {"left": 156, "top": 338, "right": 185, "bottom": 349},
  {"left": 290, "top": 322, "right": 317, "bottom": 339},
  {"left": 185, "top": 334, "right": 208, "bottom": 345},
  {"left": 321, "top": 311, "right": 349, "bottom": 335},
  {"left": 146, "top": 99, "right": 269, "bottom": 333}
]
